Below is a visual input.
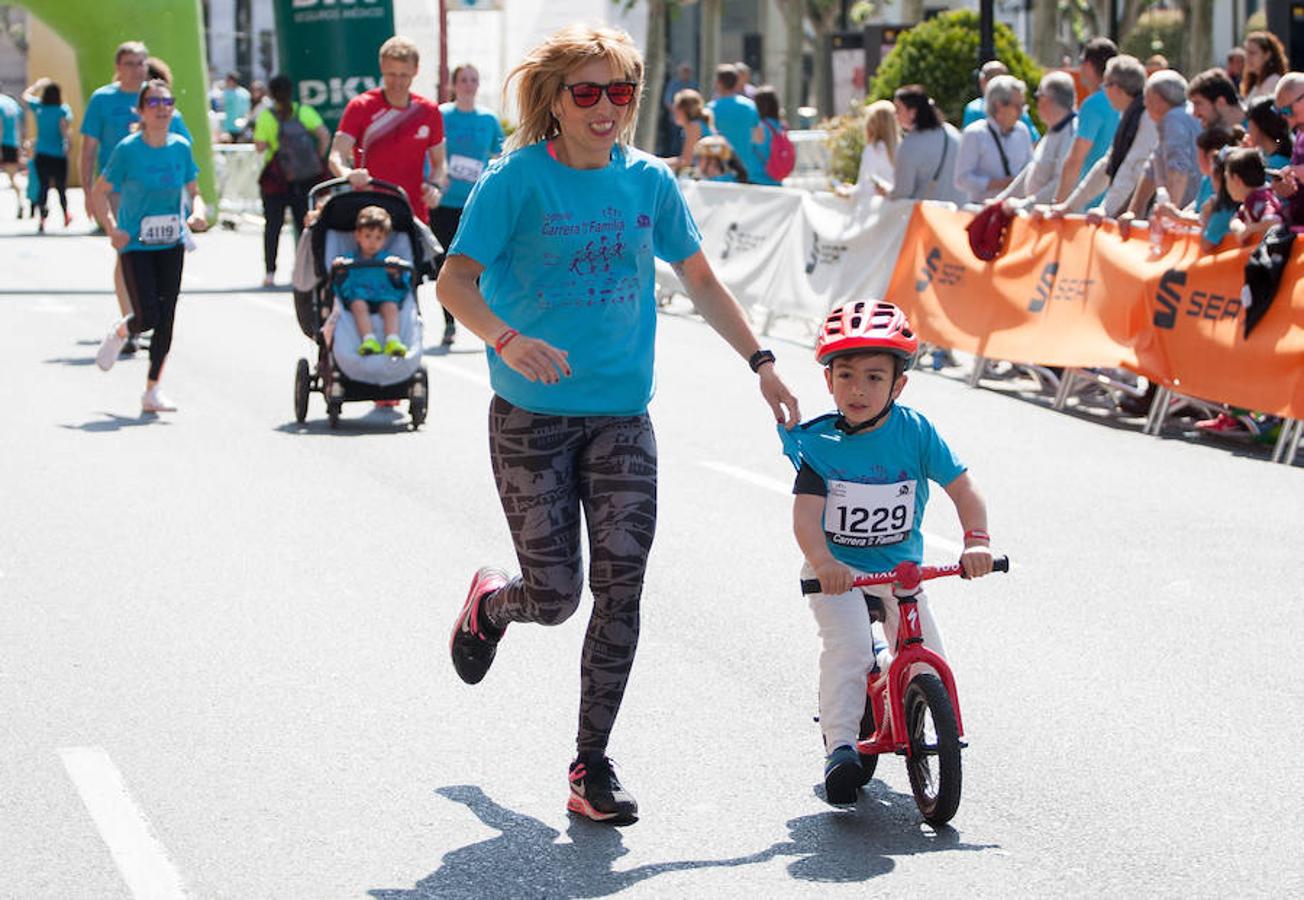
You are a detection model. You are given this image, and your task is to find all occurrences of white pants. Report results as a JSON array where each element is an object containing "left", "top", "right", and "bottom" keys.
[{"left": 803, "top": 562, "right": 948, "bottom": 752}]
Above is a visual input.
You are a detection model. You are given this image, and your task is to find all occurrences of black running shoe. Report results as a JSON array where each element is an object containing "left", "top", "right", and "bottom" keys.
[
  {"left": 567, "top": 754, "right": 638, "bottom": 824},
  {"left": 441, "top": 322, "right": 456, "bottom": 346},
  {"left": 823, "top": 745, "right": 862, "bottom": 806},
  {"left": 449, "top": 567, "right": 508, "bottom": 684},
  {"left": 120, "top": 336, "right": 139, "bottom": 356}
]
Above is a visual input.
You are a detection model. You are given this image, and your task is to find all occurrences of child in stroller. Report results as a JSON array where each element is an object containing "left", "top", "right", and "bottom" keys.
[
  {"left": 292, "top": 178, "right": 432, "bottom": 429},
  {"left": 333, "top": 204, "right": 411, "bottom": 358}
]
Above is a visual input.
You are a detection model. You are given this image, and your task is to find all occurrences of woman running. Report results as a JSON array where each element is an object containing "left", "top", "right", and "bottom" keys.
[
  {"left": 21, "top": 78, "right": 72, "bottom": 232},
  {"left": 432, "top": 63, "right": 504, "bottom": 345},
  {"left": 437, "top": 24, "right": 799, "bottom": 825},
  {"left": 93, "top": 79, "right": 207, "bottom": 413}
]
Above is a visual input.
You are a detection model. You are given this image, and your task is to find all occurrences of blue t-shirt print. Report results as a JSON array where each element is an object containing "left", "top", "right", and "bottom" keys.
[
  {"left": 450, "top": 141, "right": 702, "bottom": 416},
  {"left": 102, "top": 132, "right": 199, "bottom": 253},
  {"left": 438, "top": 103, "right": 505, "bottom": 209}
]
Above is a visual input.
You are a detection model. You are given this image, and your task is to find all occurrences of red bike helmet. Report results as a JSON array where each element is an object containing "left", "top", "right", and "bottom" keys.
[{"left": 816, "top": 300, "right": 919, "bottom": 367}]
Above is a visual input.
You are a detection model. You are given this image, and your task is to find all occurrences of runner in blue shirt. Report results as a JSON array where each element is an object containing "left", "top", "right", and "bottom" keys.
[
  {"left": 22, "top": 79, "right": 72, "bottom": 231},
  {"left": 431, "top": 63, "right": 505, "bottom": 345},
  {"left": 91, "top": 80, "right": 208, "bottom": 414},
  {"left": 780, "top": 300, "right": 993, "bottom": 806},
  {"left": 707, "top": 64, "right": 766, "bottom": 183},
  {"left": 0, "top": 91, "right": 21, "bottom": 213},
  {"left": 438, "top": 24, "right": 799, "bottom": 827}
]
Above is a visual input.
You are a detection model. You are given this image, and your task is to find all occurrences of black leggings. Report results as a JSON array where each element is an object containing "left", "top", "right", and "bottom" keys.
[
  {"left": 121, "top": 246, "right": 184, "bottom": 381},
  {"left": 34, "top": 153, "right": 68, "bottom": 220},
  {"left": 261, "top": 181, "right": 310, "bottom": 275},
  {"left": 429, "top": 204, "right": 463, "bottom": 328},
  {"left": 481, "top": 395, "right": 658, "bottom": 755}
]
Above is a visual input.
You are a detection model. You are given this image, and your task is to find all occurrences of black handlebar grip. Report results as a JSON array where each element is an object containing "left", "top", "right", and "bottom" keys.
[
  {"left": 800, "top": 578, "right": 822, "bottom": 595},
  {"left": 993, "top": 555, "right": 1010, "bottom": 572}
]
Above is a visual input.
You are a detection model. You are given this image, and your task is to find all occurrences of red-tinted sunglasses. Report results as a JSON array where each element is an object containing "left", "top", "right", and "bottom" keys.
[{"left": 562, "top": 81, "right": 638, "bottom": 108}]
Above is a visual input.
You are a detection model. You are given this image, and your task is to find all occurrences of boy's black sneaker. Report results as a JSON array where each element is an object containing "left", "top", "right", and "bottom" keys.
[
  {"left": 567, "top": 753, "right": 638, "bottom": 825},
  {"left": 824, "top": 745, "right": 863, "bottom": 806},
  {"left": 449, "top": 567, "right": 508, "bottom": 684}
]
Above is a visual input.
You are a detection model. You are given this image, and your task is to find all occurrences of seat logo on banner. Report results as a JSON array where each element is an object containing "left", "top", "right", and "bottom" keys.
[
  {"left": 914, "top": 245, "right": 964, "bottom": 293},
  {"left": 722, "top": 222, "right": 765, "bottom": 260},
  {"left": 1153, "top": 268, "right": 1243, "bottom": 330},
  {"left": 805, "top": 233, "right": 850, "bottom": 274}
]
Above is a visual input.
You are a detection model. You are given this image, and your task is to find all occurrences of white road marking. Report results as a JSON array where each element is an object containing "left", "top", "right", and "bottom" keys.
[
  {"left": 425, "top": 357, "right": 490, "bottom": 388},
  {"left": 699, "top": 460, "right": 963, "bottom": 556},
  {"left": 58, "top": 747, "right": 189, "bottom": 900},
  {"left": 246, "top": 294, "right": 293, "bottom": 315}
]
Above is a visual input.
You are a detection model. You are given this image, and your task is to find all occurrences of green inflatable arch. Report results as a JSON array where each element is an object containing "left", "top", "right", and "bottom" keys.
[{"left": 22, "top": 0, "right": 216, "bottom": 203}]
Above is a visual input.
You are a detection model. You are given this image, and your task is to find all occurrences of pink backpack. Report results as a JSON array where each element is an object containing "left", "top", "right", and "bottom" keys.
[{"left": 763, "top": 120, "right": 796, "bottom": 182}]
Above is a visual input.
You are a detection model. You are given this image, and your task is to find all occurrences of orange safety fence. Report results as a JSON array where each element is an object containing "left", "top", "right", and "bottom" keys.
[{"left": 884, "top": 204, "right": 1304, "bottom": 418}]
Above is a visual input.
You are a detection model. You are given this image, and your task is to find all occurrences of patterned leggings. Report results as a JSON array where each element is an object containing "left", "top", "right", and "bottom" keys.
[{"left": 482, "top": 395, "right": 658, "bottom": 755}]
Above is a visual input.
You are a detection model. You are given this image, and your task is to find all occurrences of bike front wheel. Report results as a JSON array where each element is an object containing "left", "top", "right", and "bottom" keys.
[{"left": 904, "top": 673, "right": 962, "bottom": 825}]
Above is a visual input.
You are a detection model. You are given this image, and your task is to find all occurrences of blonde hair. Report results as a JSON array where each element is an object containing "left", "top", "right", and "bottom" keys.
[
  {"left": 693, "top": 134, "right": 735, "bottom": 162},
  {"left": 504, "top": 24, "right": 644, "bottom": 151},
  {"left": 673, "top": 88, "right": 705, "bottom": 121},
  {"left": 356, "top": 205, "right": 392, "bottom": 234},
  {"left": 864, "top": 100, "right": 900, "bottom": 165},
  {"left": 379, "top": 36, "right": 420, "bottom": 66}
]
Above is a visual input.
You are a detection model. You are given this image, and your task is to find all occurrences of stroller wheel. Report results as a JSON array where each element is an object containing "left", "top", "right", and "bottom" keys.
[
  {"left": 409, "top": 368, "right": 428, "bottom": 430},
  {"left": 294, "top": 358, "right": 311, "bottom": 423}
]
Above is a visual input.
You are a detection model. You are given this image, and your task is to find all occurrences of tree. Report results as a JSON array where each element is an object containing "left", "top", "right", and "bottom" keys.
[
  {"left": 775, "top": 0, "right": 805, "bottom": 119},
  {"left": 635, "top": 0, "right": 670, "bottom": 151},
  {"left": 699, "top": 0, "right": 723, "bottom": 95},
  {"left": 809, "top": 0, "right": 841, "bottom": 116}
]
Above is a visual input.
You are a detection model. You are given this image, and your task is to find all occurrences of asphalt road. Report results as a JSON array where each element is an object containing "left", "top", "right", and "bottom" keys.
[{"left": 2, "top": 203, "right": 1302, "bottom": 899}]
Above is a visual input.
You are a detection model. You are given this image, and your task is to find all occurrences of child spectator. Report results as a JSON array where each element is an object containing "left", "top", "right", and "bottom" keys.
[
  {"left": 692, "top": 135, "right": 748, "bottom": 182},
  {"left": 1153, "top": 128, "right": 1242, "bottom": 251},
  {"left": 1200, "top": 149, "right": 1240, "bottom": 252},
  {"left": 1224, "top": 147, "right": 1282, "bottom": 245},
  {"left": 779, "top": 300, "right": 993, "bottom": 806},
  {"left": 332, "top": 205, "right": 411, "bottom": 357}
]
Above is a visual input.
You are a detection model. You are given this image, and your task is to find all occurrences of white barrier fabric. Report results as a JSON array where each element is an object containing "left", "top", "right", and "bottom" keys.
[
  {"left": 658, "top": 180, "right": 916, "bottom": 324},
  {"left": 213, "top": 145, "right": 264, "bottom": 217}
]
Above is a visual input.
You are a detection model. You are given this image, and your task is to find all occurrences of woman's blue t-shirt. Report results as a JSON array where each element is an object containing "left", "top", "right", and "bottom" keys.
[
  {"left": 102, "top": 132, "right": 199, "bottom": 254},
  {"left": 750, "top": 116, "right": 783, "bottom": 186},
  {"left": 81, "top": 83, "right": 192, "bottom": 171},
  {"left": 450, "top": 140, "right": 702, "bottom": 416},
  {"left": 28, "top": 101, "right": 71, "bottom": 157},
  {"left": 438, "top": 104, "right": 505, "bottom": 209}
]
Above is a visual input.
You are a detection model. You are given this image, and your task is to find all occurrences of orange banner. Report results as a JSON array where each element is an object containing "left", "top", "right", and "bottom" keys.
[{"left": 885, "top": 204, "right": 1304, "bottom": 418}]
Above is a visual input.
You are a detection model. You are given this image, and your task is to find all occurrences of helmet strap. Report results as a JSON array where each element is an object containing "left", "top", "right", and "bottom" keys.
[{"left": 839, "top": 400, "right": 895, "bottom": 435}]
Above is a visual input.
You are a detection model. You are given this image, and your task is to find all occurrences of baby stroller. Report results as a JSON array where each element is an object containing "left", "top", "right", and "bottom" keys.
[{"left": 293, "top": 178, "right": 431, "bottom": 430}]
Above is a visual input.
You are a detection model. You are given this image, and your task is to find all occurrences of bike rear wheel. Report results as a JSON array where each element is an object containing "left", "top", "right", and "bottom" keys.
[{"left": 904, "top": 673, "right": 962, "bottom": 825}]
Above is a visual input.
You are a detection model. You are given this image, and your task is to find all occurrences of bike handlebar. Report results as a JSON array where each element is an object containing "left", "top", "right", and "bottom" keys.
[{"left": 799, "top": 555, "right": 1009, "bottom": 596}]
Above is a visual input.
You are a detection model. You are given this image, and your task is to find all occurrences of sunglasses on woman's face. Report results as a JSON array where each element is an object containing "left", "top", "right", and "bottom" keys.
[
  {"left": 144, "top": 96, "right": 176, "bottom": 109},
  {"left": 562, "top": 81, "right": 638, "bottom": 108}
]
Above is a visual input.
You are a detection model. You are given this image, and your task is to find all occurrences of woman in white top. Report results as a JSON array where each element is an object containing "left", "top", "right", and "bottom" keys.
[
  {"left": 836, "top": 99, "right": 898, "bottom": 199},
  {"left": 1243, "top": 31, "right": 1288, "bottom": 104}
]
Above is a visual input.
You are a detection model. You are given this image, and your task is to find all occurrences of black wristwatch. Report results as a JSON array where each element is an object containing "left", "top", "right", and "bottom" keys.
[{"left": 748, "top": 348, "right": 776, "bottom": 372}]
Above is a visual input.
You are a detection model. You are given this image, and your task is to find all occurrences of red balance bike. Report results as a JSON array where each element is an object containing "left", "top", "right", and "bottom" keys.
[{"left": 801, "top": 555, "right": 1009, "bottom": 825}]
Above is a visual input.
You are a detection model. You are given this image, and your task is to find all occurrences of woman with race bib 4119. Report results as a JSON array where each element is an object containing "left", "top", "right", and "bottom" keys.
[
  {"left": 92, "top": 79, "right": 207, "bottom": 412},
  {"left": 438, "top": 24, "right": 800, "bottom": 826}
]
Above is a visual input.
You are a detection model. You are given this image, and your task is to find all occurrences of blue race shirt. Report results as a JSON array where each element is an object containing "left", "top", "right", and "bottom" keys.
[
  {"left": 1195, "top": 175, "right": 1213, "bottom": 211},
  {"left": 1075, "top": 89, "right": 1119, "bottom": 179},
  {"left": 101, "top": 132, "right": 199, "bottom": 253},
  {"left": 751, "top": 116, "right": 783, "bottom": 186},
  {"left": 222, "top": 86, "right": 250, "bottom": 133},
  {"left": 29, "top": 101, "right": 71, "bottom": 157},
  {"left": 708, "top": 94, "right": 765, "bottom": 184},
  {"left": 451, "top": 140, "right": 701, "bottom": 416},
  {"left": 81, "top": 83, "right": 192, "bottom": 171},
  {"left": 336, "top": 263, "right": 410, "bottom": 305},
  {"left": 438, "top": 103, "right": 504, "bottom": 209},
  {"left": 0, "top": 93, "right": 18, "bottom": 147},
  {"left": 780, "top": 407, "right": 966, "bottom": 571}
]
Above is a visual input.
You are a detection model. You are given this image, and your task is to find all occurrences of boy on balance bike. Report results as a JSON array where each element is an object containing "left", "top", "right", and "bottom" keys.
[{"left": 780, "top": 299, "right": 995, "bottom": 807}]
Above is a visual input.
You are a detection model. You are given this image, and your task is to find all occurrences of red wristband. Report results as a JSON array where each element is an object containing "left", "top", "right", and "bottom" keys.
[
  {"left": 494, "top": 328, "right": 519, "bottom": 354},
  {"left": 963, "top": 529, "right": 990, "bottom": 543}
]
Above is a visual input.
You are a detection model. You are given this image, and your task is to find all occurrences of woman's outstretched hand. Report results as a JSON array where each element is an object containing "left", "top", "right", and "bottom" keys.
[
  {"left": 759, "top": 365, "right": 800, "bottom": 428},
  {"left": 500, "top": 334, "right": 571, "bottom": 384}
]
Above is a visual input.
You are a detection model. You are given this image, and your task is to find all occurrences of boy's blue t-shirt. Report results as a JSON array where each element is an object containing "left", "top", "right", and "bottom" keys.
[
  {"left": 708, "top": 94, "right": 765, "bottom": 184},
  {"left": 1075, "top": 89, "right": 1119, "bottom": 179},
  {"left": 450, "top": 140, "right": 702, "bottom": 416},
  {"left": 779, "top": 406, "right": 967, "bottom": 571},
  {"left": 29, "top": 101, "right": 72, "bottom": 157},
  {"left": 81, "top": 84, "right": 192, "bottom": 171},
  {"left": 336, "top": 262, "right": 411, "bottom": 305},
  {"left": 101, "top": 132, "right": 199, "bottom": 254},
  {"left": 1204, "top": 206, "right": 1236, "bottom": 246},
  {"left": 438, "top": 103, "right": 505, "bottom": 209},
  {"left": 0, "top": 93, "right": 19, "bottom": 147}
]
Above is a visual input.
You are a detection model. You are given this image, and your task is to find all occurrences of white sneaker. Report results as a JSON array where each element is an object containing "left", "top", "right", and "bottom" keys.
[
  {"left": 141, "top": 387, "right": 177, "bottom": 413},
  {"left": 95, "top": 318, "right": 130, "bottom": 371}
]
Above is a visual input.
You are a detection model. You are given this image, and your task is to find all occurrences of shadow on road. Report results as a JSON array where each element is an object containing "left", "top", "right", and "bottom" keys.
[
  {"left": 368, "top": 782, "right": 997, "bottom": 899},
  {"left": 60, "top": 412, "right": 169, "bottom": 432},
  {"left": 275, "top": 406, "right": 414, "bottom": 436},
  {"left": 422, "top": 345, "right": 485, "bottom": 357}
]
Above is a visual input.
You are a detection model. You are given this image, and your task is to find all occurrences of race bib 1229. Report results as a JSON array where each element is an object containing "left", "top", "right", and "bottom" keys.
[{"left": 823, "top": 478, "right": 917, "bottom": 547}]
